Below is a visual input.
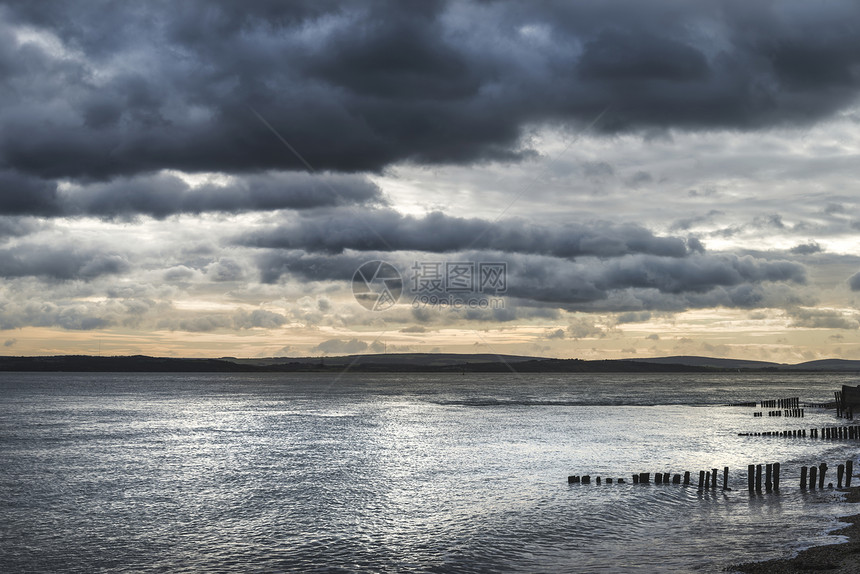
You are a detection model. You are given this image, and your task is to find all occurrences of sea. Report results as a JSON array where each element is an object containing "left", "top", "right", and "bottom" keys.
[{"left": 1, "top": 371, "right": 858, "bottom": 573}]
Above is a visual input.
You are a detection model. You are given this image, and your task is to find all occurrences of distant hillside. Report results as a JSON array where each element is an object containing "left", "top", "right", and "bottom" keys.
[
  {"left": 634, "top": 356, "right": 783, "bottom": 370},
  {"left": 229, "top": 353, "right": 539, "bottom": 368},
  {"left": 1, "top": 353, "right": 859, "bottom": 373},
  {"left": 787, "top": 359, "right": 860, "bottom": 371}
]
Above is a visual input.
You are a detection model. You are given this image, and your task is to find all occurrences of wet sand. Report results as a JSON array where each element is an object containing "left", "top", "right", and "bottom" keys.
[{"left": 734, "top": 487, "right": 860, "bottom": 573}]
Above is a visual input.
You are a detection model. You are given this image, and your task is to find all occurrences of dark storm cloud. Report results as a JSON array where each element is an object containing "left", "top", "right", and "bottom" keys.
[
  {"left": 2, "top": 0, "right": 860, "bottom": 180},
  {"left": 238, "top": 210, "right": 693, "bottom": 258},
  {"left": 0, "top": 244, "right": 128, "bottom": 280},
  {"left": 255, "top": 248, "right": 805, "bottom": 312},
  {"left": 0, "top": 170, "right": 383, "bottom": 218}
]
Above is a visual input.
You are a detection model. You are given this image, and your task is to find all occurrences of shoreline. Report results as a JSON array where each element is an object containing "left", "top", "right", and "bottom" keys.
[{"left": 733, "top": 486, "right": 860, "bottom": 573}]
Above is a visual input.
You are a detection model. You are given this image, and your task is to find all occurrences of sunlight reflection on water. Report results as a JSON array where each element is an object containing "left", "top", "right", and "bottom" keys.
[{"left": 1, "top": 372, "right": 857, "bottom": 573}]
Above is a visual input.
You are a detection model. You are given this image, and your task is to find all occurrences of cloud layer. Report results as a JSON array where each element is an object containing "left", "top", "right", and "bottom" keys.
[{"left": 2, "top": 0, "right": 860, "bottom": 181}]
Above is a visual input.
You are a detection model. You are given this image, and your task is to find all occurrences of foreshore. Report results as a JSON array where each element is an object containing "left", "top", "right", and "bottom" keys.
[{"left": 734, "top": 486, "right": 860, "bottom": 573}]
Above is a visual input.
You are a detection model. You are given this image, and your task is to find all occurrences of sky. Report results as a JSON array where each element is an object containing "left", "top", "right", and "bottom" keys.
[{"left": 1, "top": 0, "right": 860, "bottom": 362}]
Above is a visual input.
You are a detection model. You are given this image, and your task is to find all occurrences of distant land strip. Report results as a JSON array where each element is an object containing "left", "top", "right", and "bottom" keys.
[{"left": 1, "top": 354, "right": 860, "bottom": 373}]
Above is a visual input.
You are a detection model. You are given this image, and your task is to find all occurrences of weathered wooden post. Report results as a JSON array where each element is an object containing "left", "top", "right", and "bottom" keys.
[
  {"left": 838, "top": 464, "right": 845, "bottom": 488},
  {"left": 683, "top": 471, "right": 690, "bottom": 486},
  {"left": 582, "top": 475, "right": 591, "bottom": 484},
  {"left": 847, "top": 460, "right": 854, "bottom": 487},
  {"left": 606, "top": 478, "right": 613, "bottom": 484},
  {"left": 596, "top": 477, "right": 601, "bottom": 485},
  {"left": 800, "top": 466, "right": 807, "bottom": 489},
  {"left": 633, "top": 474, "right": 639, "bottom": 484},
  {"left": 810, "top": 465, "right": 817, "bottom": 489},
  {"left": 699, "top": 470, "right": 706, "bottom": 490},
  {"left": 663, "top": 472, "right": 670, "bottom": 484},
  {"left": 755, "top": 464, "right": 762, "bottom": 492},
  {"left": 655, "top": 472, "right": 663, "bottom": 484},
  {"left": 765, "top": 463, "right": 772, "bottom": 491},
  {"left": 639, "top": 472, "right": 650, "bottom": 484},
  {"left": 748, "top": 464, "right": 755, "bottom": 492},
  {"left": 819, "top": 463, "right": 827, "bottom": 489},
  {"left": 673, "top": 474, "right": 681, "bottom": 484},
  {"left": 723, "top": 466, "right": 729, "bottom": 490},
  {"left": 774, "top": 463, "right": 780, "bottom": 490},
  {"left": 711, "top": 468, "right": 717, "bottom": 489}
]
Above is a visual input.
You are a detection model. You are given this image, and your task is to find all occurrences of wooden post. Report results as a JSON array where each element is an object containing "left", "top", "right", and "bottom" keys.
[
  {"left": 633, "top": 474, "right": 639, "bottom": 484},
  {"left": 774, "top": 462, "right": 780, "bottom": 490},
  {"left": 711, "top": 468, "right": 717, "bottom": 490},
  {"left": 748, "top": 464, "right": 755, "bottom": 492},
  {"left": 819, "top": 463, "right": 827, "bottom": 489},
  {"left": 663, "top": 472, "right": 670, "bottom": 484},
  {"left": 810, "top": 465, "right": 817, "bottom": 489},
  {"left": 596, "top": 477, "right": 601, "bottom": 485},
  {"left": 673, "top": 474, "right": 681, "bottom": 484},
  {"left": 582, "top": 475, "right": 591, "bottom": 484},
  {"left": 765, "top": 463, "right": 772, "bottom": 491},
  {"left": 800, "top": 466, "right": 807, "bottom": 489},
  {"left": 848, "top": 460, "right": 854, "bottom": 488},
  {"left": 723, "top": 466, "right": 729, "bottom": 490},
  {"left": 683, "top": 471, "right": 690, "bottom": 486},
  {"left": 838, "top": 464, "right": 845, "bottom": 488},
  {"left": 699, "top": 470, "right": 706, "bottom": 490},
  {"left": 639, "top": 472, "right": 650, "bottom": 484},
  {"left": 606, "top": 478, "right": 613, "bottom": 484},
  {"left": 655, "top": 472, "right": 663, "bottom": 484},
  {"left": 755, "top": 464, "right": 762, "bottom": 492}
]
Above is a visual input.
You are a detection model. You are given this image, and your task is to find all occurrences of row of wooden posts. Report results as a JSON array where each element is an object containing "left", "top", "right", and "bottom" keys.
[
  {"left": 835, "top": 390, "right": 855, "bottom": 419},
  {"left": 568, "top": 460, "right": 855, "bottom": 491},
  {"left": 760, "top": 397, "right": 799, "bottom": 409},
  {"left": 738, "top": 425, "right": 860, "bottom": 439},
  {"left": 799, "top": 460, "right": 854, "bottom": 489},
  {"left": 753, "top": 409, "right": 804, "bottom": 417}
]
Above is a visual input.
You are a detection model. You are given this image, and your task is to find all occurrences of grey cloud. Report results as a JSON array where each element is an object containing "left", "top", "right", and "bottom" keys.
[
  {"left": 567, "top": 318, "right": 607, "bottom": 339},
  {"left": 616, "top": 311, "right": 652, "bottom": 324},
  {"left": 0, "top": 171, "right": 384, "bottom": 218},
  {"left": 2, "top": 1, "right": 860, "bottom": 180},
  {"left": 240, "top": 210, "right": 693, "bottom": 258},
  {"left": 157, "top": 309, "right": 288, "bottom": 332},
  {"left": 256, "top": 249, "right": 806, "bottom": 312},
  {"left": 206, "top": 259, "right": 245, "bottom": 282},
  {"left": 400, "top": 325, "right": 426, "bottom": 333},
  {"left": 0, "top": 245, "right": 128, "bottom": 280},
  {"left": 312, "top": 338, "right": 368, "bottom": 355},
  {"left": 788, "top": 307, "right": 860, "bottom": 330},
  {"left": 0, "top": 300, "right": 116, "bottom": 330},
  {"left": 849, "top": 271, "right": 860, "bottom": 291},
  {"left": 790, "top": 241, "right": 822, "bottom": 255},
  {"left": 4, "top": 338, "right": 15, "bottom": 346},
  {"left": 232, "top": 309, "right": 287, "bottom": 329}
]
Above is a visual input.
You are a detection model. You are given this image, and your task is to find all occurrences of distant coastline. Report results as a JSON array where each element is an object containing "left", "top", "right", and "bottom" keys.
[{"left": 2, "top": 354, "right": 860, "bottom": 373}]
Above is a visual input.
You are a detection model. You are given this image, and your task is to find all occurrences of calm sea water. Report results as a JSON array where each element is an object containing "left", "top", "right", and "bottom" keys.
[{"left": 1, "top": 371, "right": 858, "bottom": 573}]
